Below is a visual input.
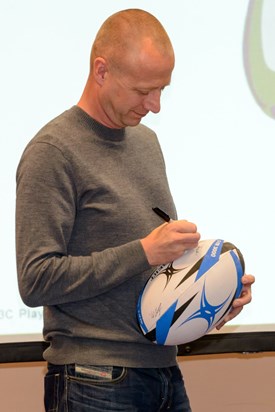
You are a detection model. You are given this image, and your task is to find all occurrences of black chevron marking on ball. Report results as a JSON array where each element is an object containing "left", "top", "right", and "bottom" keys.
[
  {"left": 175, "top": 258, "right": 204, "bottom": 289},
  {"left": 170, "top": 293, "right": 198, "bottom": 325},
  {"left": 162, "top": 263, "right": 181, "bottom": 288},
  {"left": 145, "top": 327, "right": 156, "bottom": 342}
]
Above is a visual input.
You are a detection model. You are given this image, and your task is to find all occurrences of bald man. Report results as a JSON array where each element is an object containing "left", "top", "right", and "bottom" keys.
[{"left": 16, "top": 9, "right": 254, "bottom": 412}]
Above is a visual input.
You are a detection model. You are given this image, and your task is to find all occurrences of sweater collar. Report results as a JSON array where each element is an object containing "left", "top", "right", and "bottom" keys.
[{"left": 72, "top": 105, "right": 126, "bottom": 142}]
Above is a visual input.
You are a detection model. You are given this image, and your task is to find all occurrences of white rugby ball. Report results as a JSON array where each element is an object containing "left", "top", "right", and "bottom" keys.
[{"left": 137, "top": 239, "right": 244, "bottom": 346}]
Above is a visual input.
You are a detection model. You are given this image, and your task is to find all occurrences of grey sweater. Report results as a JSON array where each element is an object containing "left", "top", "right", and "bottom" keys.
[{"left": 16, "top": 106, "right": 178, "bottom": 367}]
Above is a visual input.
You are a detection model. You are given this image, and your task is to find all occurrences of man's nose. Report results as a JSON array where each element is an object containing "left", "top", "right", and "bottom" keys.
[{"left": 143, "top": 89, "right": 161, "bottom": 113}]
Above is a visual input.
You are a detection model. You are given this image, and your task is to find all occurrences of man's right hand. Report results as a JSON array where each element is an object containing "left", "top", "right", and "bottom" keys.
[{"left": 140, "top": 220, "right": 200, "bottom": 266}]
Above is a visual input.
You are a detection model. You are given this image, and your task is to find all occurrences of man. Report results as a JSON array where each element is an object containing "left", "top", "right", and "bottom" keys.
[{"left": 16, "top": 9, "right": 254, "bottom": 412}]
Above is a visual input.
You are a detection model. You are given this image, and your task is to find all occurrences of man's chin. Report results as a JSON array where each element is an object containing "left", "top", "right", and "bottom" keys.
[
  {"left": 127, "top": 118, "right": 142, "bottom": 126},
  {"left": 120, "top": 116, "right": 142, "bottom": 127},
  {"left": 125, "top": 112, "right": 147, "bottom": 126}
]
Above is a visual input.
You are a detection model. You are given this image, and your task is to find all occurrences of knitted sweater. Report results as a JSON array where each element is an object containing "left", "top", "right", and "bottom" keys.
[{"left": 16, "top": 106, "right": 178, "bottom": 367}]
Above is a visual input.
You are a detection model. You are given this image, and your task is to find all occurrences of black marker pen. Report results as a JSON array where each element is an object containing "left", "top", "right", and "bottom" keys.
[{"left": 152, "top": 207, "right": 172, "bottom": 222}]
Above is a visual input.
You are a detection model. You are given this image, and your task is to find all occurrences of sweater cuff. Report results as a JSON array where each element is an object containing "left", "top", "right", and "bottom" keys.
[{"left": 117, "top": 239, "right": 152, "bottom": 276}]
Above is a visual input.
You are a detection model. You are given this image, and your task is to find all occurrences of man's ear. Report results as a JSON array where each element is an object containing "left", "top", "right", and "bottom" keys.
[{"left": 93, "top": 57, "right": 108, "bottom": 86}]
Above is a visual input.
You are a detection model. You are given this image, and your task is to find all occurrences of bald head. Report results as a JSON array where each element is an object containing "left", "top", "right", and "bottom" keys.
[
  {"left": 90, "top": 9, "right": 174, "bottom": 72},
  {"left": 78, "top": 9, "right": 175, "bottom": 128}
]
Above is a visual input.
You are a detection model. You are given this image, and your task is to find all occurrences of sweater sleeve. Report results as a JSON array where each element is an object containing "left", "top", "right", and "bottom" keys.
[{"left": 16, "top": 142, "right": 151, "bottom": 307}]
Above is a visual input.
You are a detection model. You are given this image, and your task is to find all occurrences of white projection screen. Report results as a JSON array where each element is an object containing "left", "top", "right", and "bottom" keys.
[{"left": 1, "top": 0, "right": 275, "bottom": 353}]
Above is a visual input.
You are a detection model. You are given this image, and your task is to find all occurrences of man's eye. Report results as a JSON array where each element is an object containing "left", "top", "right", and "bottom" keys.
[{"left": 137, "top": 90, "right": 150, "bottom": 96}]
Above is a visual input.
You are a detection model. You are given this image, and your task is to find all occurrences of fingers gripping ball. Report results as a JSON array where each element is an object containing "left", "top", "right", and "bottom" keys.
[{"left": 137, "top": 239, "right": 244, "bottom": 345}]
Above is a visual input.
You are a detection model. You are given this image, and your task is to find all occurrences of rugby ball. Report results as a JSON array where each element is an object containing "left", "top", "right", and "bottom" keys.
[{"left": 137, "top": 239, "right": 244, "bottom": 345}]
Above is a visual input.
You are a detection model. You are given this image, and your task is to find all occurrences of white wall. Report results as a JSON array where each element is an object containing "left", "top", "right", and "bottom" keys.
[{"left": 1, "top": 353, "right": 275, "bottom": 412}]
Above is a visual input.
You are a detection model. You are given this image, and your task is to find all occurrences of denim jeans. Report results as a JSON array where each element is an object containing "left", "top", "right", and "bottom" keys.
[{"left": 44, "top": 363, "right": 192, "bottom": 412}]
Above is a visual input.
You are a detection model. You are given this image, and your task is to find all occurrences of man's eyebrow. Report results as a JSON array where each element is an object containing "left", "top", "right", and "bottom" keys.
[{"left": 133, "top": 84, "right": 170, "bottom": 92}]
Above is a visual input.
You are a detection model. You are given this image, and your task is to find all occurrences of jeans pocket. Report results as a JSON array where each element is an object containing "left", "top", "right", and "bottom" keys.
[
  {"left": 65, "top": 365, "right": 128, "bottom": 410},
  {"left": 44, "top": 372, "right": 60, "bottom": 412},
  {"left": 72, "top": 364, "right": 127, "bottom": 385}
]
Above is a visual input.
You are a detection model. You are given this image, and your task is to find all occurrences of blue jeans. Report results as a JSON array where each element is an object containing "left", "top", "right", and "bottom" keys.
[{"left": 44, "top": 363, "right": 192, "bottom": 411}]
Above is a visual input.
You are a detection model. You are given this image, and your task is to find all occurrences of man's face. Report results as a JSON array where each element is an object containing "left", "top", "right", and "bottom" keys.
[{"left": 98, "top": 47, "right": 174, "bottom": 128}]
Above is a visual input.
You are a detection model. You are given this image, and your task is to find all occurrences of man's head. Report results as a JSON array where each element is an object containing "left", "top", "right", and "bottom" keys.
[{"left": 78, "top": 9, "right": 175, "bottom": 128}]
